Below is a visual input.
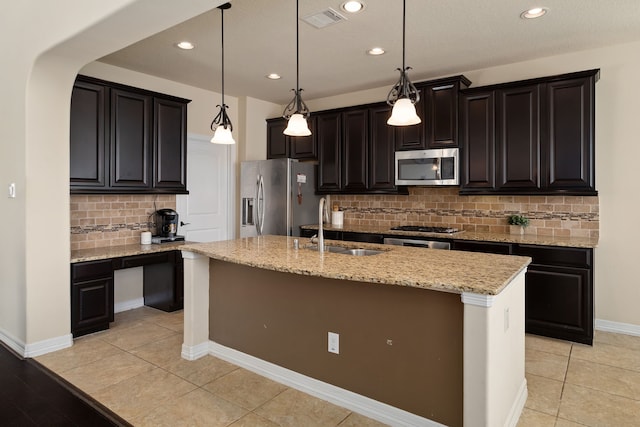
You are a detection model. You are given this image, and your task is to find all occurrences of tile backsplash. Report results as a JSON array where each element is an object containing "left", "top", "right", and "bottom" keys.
[
  {"left": 331, "top": 187, "right": 599, "bottom": 239},
  {"left": 70, "top": 195, "right": 176, "bottom": 250}
]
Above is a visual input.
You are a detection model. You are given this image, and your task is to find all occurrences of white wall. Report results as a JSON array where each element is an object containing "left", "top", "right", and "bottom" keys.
[
  {"left": 0, "top": 0, "right": 221, "bottom": 356},
  {"left": 308, "top": 40, "right": 640, "bottom": 328},
  {"left": 239, "top": 97, "right": 282, "bottom": 162}
]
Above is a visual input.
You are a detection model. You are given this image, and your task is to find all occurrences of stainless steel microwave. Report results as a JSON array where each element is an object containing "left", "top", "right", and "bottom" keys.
[{"left": 395, "top": 148, "right": 459, "bottom": 186}]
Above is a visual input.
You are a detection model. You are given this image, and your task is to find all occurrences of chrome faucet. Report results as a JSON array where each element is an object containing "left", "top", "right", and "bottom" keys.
[{"left": 318, "top": 197, "right": 326, "bottom": 253}]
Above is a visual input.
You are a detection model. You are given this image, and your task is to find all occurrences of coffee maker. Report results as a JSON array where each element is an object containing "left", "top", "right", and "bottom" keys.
[{"left": 153, "top": 209, "right": 184, "bottom": 243}]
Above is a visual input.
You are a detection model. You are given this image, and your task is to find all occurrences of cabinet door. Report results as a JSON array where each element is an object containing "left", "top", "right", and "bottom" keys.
[
  {"left": 71, "top": 277, "right": 114, "bottom": 337},
  {"left": 342, "top": 109, "right": 369, "bottom": 192},
  {"left": 290, "top": 116, "right": 317, "bottom": 160},
  {"left": 369, "top": 104, "right": 397, "bottom": 191},
  {"left": 110, "top": 88, "right": 152, "bottom": 189},
  {"left": 394, "top": 98, "right": 425, "bottom": 150},
  {"left": 424, "top": 82, "right": 459, "bottom": 148},
  {"left": 525, "top": 264, "right": 593, "bottom": 345},
  {"left": 496, "top": 85, "right": 541, "bottom": 191},
  {"left": 266, "top": 118, "right": 289, "bottom": 159},
  {"left": 154, "top": 97, "right": 187, "bottom": 192},
  {"left": 460, "top": 91, "right": 495, "bottom": 191},
  {"left": 316, "top": 112, "right": 342, "bottom": 192},
  {"left": 544, "top": 76, "right": 595, "bottom": 192},
  {"left": 70, "top": 80, "right": 107, "bottom": 189}
]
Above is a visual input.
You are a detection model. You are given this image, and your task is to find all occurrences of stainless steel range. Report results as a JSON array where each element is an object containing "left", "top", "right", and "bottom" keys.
[{"left": 384, "top": 225, "right": 460, "bottom": 249}]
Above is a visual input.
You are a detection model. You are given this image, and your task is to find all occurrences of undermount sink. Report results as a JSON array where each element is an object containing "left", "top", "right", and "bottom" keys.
[
  {"left": 304, "top": 245, "right": 383, "bottom": 256},
  {"left": 342, "top": 248, "right": 383, "bottom": 256}
]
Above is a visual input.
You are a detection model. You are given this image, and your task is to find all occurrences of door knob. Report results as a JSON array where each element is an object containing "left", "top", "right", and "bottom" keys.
[{"left": 180, "top": 221, "right": 191, "bottom": 226}]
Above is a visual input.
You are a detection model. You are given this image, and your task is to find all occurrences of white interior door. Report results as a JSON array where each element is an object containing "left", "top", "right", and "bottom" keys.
[{"left": 176, "top": 134, "right": 235, "bottom": 242}]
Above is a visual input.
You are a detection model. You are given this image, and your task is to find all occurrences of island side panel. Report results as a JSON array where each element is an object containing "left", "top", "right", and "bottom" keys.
[{"left": 209, "top": 259, "right": 464, "bottom": 427}]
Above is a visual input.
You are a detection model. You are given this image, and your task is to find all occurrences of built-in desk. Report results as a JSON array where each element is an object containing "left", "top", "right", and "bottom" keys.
[{"left": 70, "top": 242, "right": 185, "bottom": 337}]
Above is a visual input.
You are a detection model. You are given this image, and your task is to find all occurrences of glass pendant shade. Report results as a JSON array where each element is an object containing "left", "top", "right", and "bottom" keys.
[
  {"left": 211, "top": 125, "right": 235, "bottom": 144},
  {"left": 284, "top": 113, "right": 311, "bottom": 136},
  {"left": 387, "top": 98, "right": 421, "bottom": 126}
]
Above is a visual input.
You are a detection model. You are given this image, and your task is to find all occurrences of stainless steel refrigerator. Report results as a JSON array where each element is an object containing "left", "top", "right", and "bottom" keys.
[{"left": 240, "top": 158, "right": 320, "bottom": 238}]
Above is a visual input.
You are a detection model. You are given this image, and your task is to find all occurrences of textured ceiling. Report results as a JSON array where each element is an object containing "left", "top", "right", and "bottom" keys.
[{"left": 99, "top": 0, "right": 640, "bottom": 104}]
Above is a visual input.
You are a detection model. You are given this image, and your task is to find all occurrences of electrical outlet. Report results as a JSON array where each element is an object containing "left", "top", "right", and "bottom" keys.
[
  {"left": 328, "top": 332, "right": 339, "bottom": 354},
  {"left": 8, "top": 183, "right": 16, "bottom": 198}
]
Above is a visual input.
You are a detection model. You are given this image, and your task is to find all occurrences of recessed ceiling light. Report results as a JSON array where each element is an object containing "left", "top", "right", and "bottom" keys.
[
  {"left": 266, "top": 73, "right": 281, "bottom": 80},
  {"left": 367, "top": 47, "right": 385, "bottom": 56},
  {"left": 176, "top": 41, "right": 195, "bottom": 50},
  {"left": 520, "top": 7, "right": 548, "bottom": 19},
  {"left": 341, "top": 1, "right": 365, "bottom": 13}
]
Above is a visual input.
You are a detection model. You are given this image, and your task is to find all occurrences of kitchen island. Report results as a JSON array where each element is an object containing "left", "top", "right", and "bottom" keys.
[{"left": 180, "top": 235, "right": 530, "bottom": 427}]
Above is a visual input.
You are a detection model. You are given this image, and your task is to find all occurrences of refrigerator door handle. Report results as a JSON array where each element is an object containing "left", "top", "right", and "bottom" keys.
[{"left": 256, "top": 175, "right": 265, "bottom": 235}]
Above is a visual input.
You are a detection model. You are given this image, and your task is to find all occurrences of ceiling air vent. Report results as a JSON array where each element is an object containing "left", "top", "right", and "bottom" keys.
[{"left": 302, "top": 8, "right": 347, "bottom": 29}]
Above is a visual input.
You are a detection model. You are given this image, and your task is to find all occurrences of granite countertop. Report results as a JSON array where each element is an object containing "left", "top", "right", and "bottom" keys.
[
  {"left": 300, "top": 224, "right": 598, "bottom": 248},
  {"left": 181, "top": 235, "right": 530, "bottom": 296},
  {"left": 71, "top": 241, "right": 187, "bottom": 263}
]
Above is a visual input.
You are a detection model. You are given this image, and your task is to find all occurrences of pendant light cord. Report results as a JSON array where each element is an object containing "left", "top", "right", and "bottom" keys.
[
  {"left": 220, "top": 7, "right": 225, "bottom": 106},
  {"left": 296, "top": 0, "right": 300, "bottom": 111},
  {"left": 402, "top": 0, "right": 406, "bottom": 71}
]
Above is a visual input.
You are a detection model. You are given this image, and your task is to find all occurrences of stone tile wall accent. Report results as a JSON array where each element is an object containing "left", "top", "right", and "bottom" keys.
[
  {"left": 331, "top": 187, "right": 599, "bottom": 239},
  {"left": 70, "top": 195, "right": 176, "bottom": 250}
]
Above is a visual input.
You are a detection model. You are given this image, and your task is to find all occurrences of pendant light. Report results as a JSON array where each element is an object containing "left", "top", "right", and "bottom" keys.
[
  {"left": 210, "top": 3, "right": 235, "bottom": 144},
  {"left": 386, "top": 0, "right": 421, "bottom": 126},
  {"left": 282, "top": 0, "right": 311, "bottom": 136}
]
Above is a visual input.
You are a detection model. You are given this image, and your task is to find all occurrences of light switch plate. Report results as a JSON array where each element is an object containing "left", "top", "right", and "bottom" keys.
[
  {"left": 8, "top": 183, "right": 16, "bottom": 198},
  {"left": 328, "top": 332, "right": 339, "bottom": 354}
]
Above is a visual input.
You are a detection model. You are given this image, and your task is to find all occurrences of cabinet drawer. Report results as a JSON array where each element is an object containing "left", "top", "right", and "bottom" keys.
[
  {"left": 515, "top": 245, "right": 591, "bottom": 268},
  {"left": 452, "top": 240, "right": 513, "bottom": 255},
  {"left": 119, "top": 252, "right": 174, "bottom": 269},
  {"left": 342, "top": 231, "right": 384, "bottom": 244},
  {"left": 71, "top": 260, "right": 114, "bottom": 282}
]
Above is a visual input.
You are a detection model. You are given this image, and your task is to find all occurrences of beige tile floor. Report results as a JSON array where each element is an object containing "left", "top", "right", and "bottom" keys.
[
  {"left": 36, "top": 307, "right": 387, "bottom": 427},
  {"left": 35, "top": 307, "right": 640, "bottom": 426}
]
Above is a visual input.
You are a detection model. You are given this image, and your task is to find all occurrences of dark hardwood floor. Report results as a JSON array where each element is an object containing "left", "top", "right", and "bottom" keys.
[{"left": 0, "top": 342, "right": 129, "bottom": 426}]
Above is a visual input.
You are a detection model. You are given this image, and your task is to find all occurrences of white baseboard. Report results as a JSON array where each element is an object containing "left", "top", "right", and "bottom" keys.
[
  {"left": 505, "top": 379, "right": 528, "bottom": 427},
  {"left": 0, "top": 328, "right": 72, "bottom": 358},
  {"left": 24, "top": 334, "right": 73, "bottom": 358},
  {"left": 595, "top": 319, "right": 640, "bottom": 337},
  {"left": 114, "top": 297, "right": 145, "bottom": 313},
  {"left": 181, "top": 342, "right": 210, "bottom": 361},
  {"left": 208, "top": 341, "right": 445, "bottom": 427},
  {"left": 0, "top": 327, "right": 27, "bottom": 357}
]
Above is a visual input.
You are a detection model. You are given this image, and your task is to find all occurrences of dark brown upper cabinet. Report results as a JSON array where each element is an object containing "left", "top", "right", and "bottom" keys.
[
  {"left": 495, "top": 84, "right": 541, "bottom": 192},
  {"left": 395, "top": 75, "right": 471, "bottom": 151},
  {"left": 70, "top": 80, "right": 107, "bottom": 189},
  {"left": 110, "top": 88, "right": 152, "bottom": 190},
  {"left": 368, "top": 104, "right": 397, "bottom": 191},
  {"left": 316, "top": 104, "right": 404, "bottom": 195},
  {"left": 460, "top": 69, "right": 599, "bottom": 195},
  {"left": 266, "top": 116, "right": 317, "bottom": 160},
  {"left": 70, "top": 75, "right": 190, "bottom": 194},
  {"left": 460, "top": 91, "right": 495, "bottom": 191},
  {"left": 423, "top": 76, "right": 471, "bottom": 149},
  {"left": 154, "top": 98, "right": 187, "bottom": 190},
  {"left": 342, "top": 108, "right": 369, "bottom": 193},
  {"left": 545, "top": 76, "right": 595, "bottom": 191},
  {"left": 316, "top": 111, "right": 343, "bottom": 193}
]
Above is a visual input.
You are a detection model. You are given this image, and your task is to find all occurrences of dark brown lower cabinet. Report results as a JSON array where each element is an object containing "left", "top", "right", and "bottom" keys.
[
  {"left": 515, "top": 245, "right": 593, "bottom": 345},
  {"left": 71, "top": 260, "right": 114, "bottom": 338},
  {"left": 71, "top": 251, "right": 183, "bottom": 337}
]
